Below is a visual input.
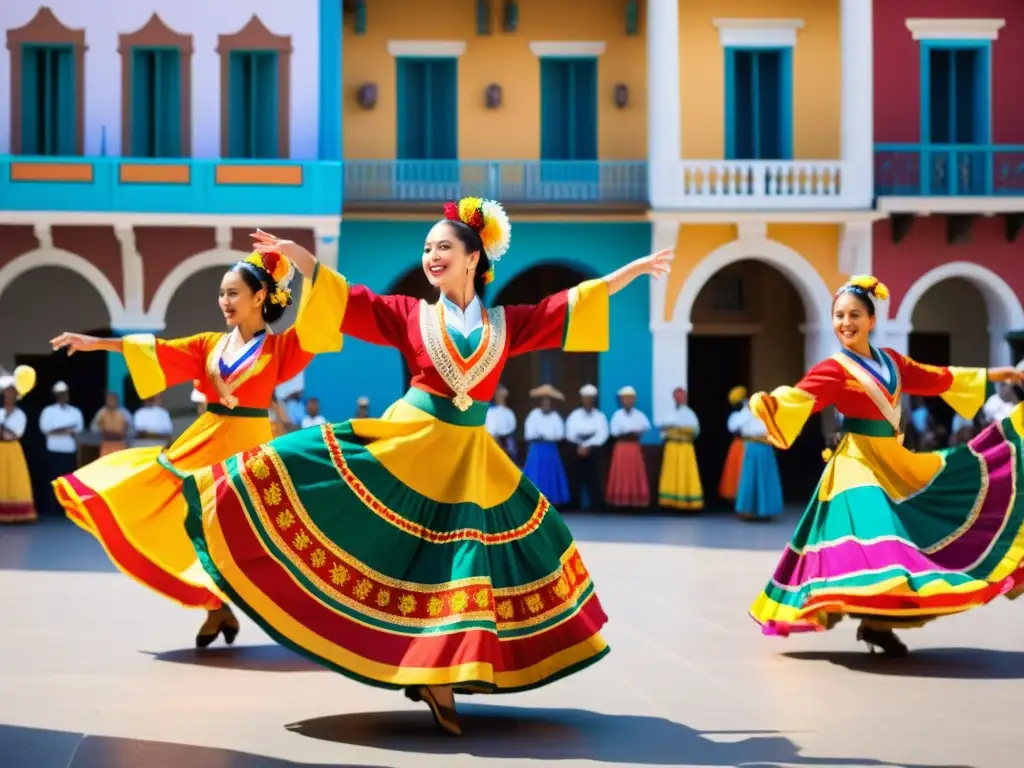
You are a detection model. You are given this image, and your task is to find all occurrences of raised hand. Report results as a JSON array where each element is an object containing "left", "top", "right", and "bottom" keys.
[
  {"left": 250, "top": 228, "right": 317, "bottom": 278},
  {"left": 633, "top": 248, "right": 674, "bottom": 280},
  {"left": 50, "top": 332, "right": 101, "bottom": 356}
]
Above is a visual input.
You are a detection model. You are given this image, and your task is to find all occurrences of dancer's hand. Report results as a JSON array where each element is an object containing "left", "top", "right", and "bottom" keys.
[
  {"left": 631, "top": 248, "right": 674, "bottom": 281},
  {"left": 50, "top": 332, "right": 102, "bottom": 356},
  {"left": 220, "top": 394, "right": 239, "bottom": 410},
  {"left": 250, "top": 229, "right": 317, "bottom": 278}
]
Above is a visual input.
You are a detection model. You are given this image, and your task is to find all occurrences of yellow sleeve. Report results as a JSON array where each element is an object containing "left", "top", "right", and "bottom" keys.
[
  {"left": 940, "top": 367, "right": 988, "bottom": 421},
  {"left": 750, "top": 387, "right": 817, "bottom": 450},
  {"left": 290, "top": 262, "right": 349, "bottom": 355},
  {"left": 122, "top": 332, "right": 214, "bottom": 400},
  {"left": 563, "top": 279, "right": 610, "bottom": 352}
]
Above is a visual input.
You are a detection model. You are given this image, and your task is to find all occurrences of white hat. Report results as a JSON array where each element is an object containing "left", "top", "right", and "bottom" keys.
[
  {"left": 356, "top": 396, "right": 370, "bottom": 406},
  {"left": 190, "top": 388, "right": 207, "bottom": 404},
  {"left": 0, "top": 375, "right": 13, "bottom": 391},
  {"left": 579, "top": 384, "right": 598, "bottom": 397},
  {"left": 52, "top": 381, "right": 69, "bottom": 394},
  {"left": 617, "top": 385, "right": 636, "bottom": 397}
]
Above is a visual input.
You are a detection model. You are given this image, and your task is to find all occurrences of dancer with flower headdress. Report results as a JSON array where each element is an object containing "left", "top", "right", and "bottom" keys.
[
  {"left": 49, "top": 248, "right": 345, "bottom": 647},
  {"left": 179, "top": 197, "right": 673, "bottom": 736},
  {"left": 748, "top": 275, "right": 1024, "bottom": 656}
]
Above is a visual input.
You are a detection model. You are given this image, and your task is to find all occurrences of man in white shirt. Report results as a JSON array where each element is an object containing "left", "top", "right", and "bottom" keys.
[
  {"left": 354, "top": 396, "right": 370, "bottom": 419},
  {"left": 301, "top": 397, "right": 328, "bottom": 429},
  {"left": 485, "top": 385, "right": 517, "bottom": 459},
  {"left": 982, "top": 382, "right": 1018, "bottom": 426},
  {"left": 133, "top": 394, "right": 174, "bottom": 448},
  {"left": 565, "top": 384, "right": 609, "bottom": 510},
  {"left": 38, "top": 381, "right": 84, "bottom": 515}
]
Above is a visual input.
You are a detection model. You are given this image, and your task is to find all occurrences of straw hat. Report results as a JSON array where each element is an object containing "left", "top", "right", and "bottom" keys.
[{"left": 529, "top": 384, "right": 565, "bottom": 401}]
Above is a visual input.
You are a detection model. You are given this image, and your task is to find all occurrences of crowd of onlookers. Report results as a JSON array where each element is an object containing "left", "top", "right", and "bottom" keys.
[{"left": 905, "top": 382, "right": 1020, "bottom": 450}]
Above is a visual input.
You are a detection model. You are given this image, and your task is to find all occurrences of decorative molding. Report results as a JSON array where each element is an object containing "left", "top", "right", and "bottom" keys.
[
  {"left": 33, "top": 223, "right": 53, "bottom": 251},
  {"left": 712, "top": 18, "right": 804, "bottom": 48},
  {"left": 529, "top": 41, "right": 607, "bottom": 57},
  {"left": 894, "top": 261, "right": 1024, "bottom": 333},
  {"left": 114, "top": 224, "right": 144, "bottom": 315},
  {"left": 0, "top": 212, "right": 342, "bottom": 230},
  {"left": 838, "top": 220, "right": 872, "bottom": 275},
  {"left": 905, "top": 18, "right": 1005, "bottom": 41},
  {"left": 146, "top": 247, "right": 250, "bottom": 324},
  {"left": 0, "top": 247, "right": 125, "bottom": 324},
  {"left": 214, "top": 225, "right": 232, "bottom": 250},
  {"left": 736, "top": 221, "right": 767, "bottom": 242},
  {"left": 387, "top": 40, "right": 467, "bottom": 57},
  {"left": 647, "top": 210, "right": 884, "bottom": 224}
]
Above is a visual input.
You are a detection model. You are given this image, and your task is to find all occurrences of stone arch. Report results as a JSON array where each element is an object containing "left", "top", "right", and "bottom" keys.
[
  {"left": 894, "top": 262, "right": 1024, "bottom": 367},
  {"left": 146, "top": 248, "right": 249, "bottom": 326},
  {"left": 0, "top": 248, "right": 124, "bottom": 323}
]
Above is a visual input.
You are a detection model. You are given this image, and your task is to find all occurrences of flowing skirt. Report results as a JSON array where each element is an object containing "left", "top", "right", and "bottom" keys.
[
  {"left": 99, "top": 440, "right": 129, "bottom": 457},
  {"left": 53, "top": 408, "right": 272, "bottom": 610},
  {"left": 735, "top": 441, "right": 784, "bottom": 519},
  {"left": 0, "top": 441, "right": 36, "bottom": 523},
  {"left": 523, "top": 441, "right": 569, "bottom": 506},
  {"left": 606, "top": 441, "right": 650, "bottom": 508},
  {"left": 658, "top": 441, "right": 703, "bottom": 510},
  {"left": 751, "top": 407, "right": 1024, "bottom": 635},
  {"left": 183, "top": 389, "right": 609, "bottom": 692},
  {"left": 718, "top": 437, "right": 745, "bottom": 501}
]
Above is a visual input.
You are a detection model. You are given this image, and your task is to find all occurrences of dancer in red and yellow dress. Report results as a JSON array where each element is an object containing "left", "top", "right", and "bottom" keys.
[
  {"left": 0, "top": 366, "right": 38, "bottom": 523},
  {"left": 749, "top": 276, "right": 1024, "bottom": 656},
  {"left": 49, "top": 248, "right": 344, "bottom": 647},
  {"left": 181, "top": 198, "right": 673, "bottom": 736}
]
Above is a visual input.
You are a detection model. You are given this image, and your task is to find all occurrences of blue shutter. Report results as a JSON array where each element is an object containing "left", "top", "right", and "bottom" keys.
[
  {"left": 254, "top": 52, "right": 278, "bottom": 158},
  {"left": 131, "top": 50, "right": 153, "bottom": 156},
  {"left": 54, "top": 46, "right": 75, "bottom": 155},
  {"left": 727, "top": 48, "right": 790, "bottom": 160},
  {"left": 396, "top": 58, "right": 428, "bottom": 159},
  {"left": 540, "top": 59, "right": 568, "bottom": 160},
  {"left": 928, "top": 48, "right": 952, "bottom": 143},
  {"left": 228, "top": 52, "right": 248, "bottom": 157},
  {"left": 571, "top": 58, "right": 598, "bottom": 160},
  {"left": 729, "top": 50, "right": 755, "bottom": 159},
  {"left": 157, "top": 49, "right": 182, "bottom": 156},
  {"left": 429, "top": 58, "right": 458, "bottom": 159},
  {"left": 20, "top": 47, "right": 40, "bottom": 154},
  {"left": 758, "top": 51, "right": 782, "bottom": 159}
]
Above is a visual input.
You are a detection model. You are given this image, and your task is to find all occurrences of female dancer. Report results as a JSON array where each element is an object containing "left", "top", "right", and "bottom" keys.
[
  {"left": 181, "top": 198, "right": 672, "bottom": 736},
  {"left": 749, "top": 275, "right": 1024, "bottom": 655},
  {"left": 49, "top": 249, "right": 343, "bottom": 647},
  {"left": 0, "top": 366, "right": 37, "bottom": 523},
  {"left": 718, "top": 386, "right": 747, "bottom": 502}
]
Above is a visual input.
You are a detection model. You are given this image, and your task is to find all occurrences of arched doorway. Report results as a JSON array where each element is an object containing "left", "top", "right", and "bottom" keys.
[
  {"left": 492, "top": 264, "right": 596, "bottom": 443},
  {"left": 908, "top": 277, "right": 991, "bottom": 433},
  {"left": 686, "top": 259, "right": 822, "bottom": 505},
  {"left": 0, "top": 266, "right": 112, "bottom": 511}
]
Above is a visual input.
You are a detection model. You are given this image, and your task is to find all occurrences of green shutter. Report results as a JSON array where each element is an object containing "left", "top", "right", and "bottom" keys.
[
  {"left": 20, "top": 47, "right": 40, "bottom": 154},
  {"left": 54, "top": 46, "right": 75, "bottom": 155},
  {"left": 540, "top": 59, "right": 568, "bottom": 160},
  {"left": 254, "top": 52, "right": 278, "bottom": 158},
  {"left": 157, "top": 49, "right": 182, "bottom": 156},
  {"left": 228, "top": 52, "right": 248, "bottom": 157},
  {"left": 131, "top": 49, "right": 153, "bottom": 156},
  {"left": 571, "top": 58, "right": 597, "bottom": 160},
  {"left": 429, "top": 58, "right": 458, "bottom": 159}
]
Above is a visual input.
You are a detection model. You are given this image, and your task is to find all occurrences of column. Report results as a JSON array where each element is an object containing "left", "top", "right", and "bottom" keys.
[
  {"left": 314, "top": 221, "right": 341, "bottom": 272},
  {"left": 840, "top": 0, "right": 874, "bottom": 207},
  {"left": 648, "top": 217, "right": 685, "bottom": 426},
  {"left": 647, "top": 0, "right": 682, "bottom": 210},
  {"left": 319, "top": 0, "right": 342, "bottom": 161}
]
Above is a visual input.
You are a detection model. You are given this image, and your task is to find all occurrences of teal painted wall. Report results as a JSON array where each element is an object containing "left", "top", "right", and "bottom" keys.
[{"left": 305, "top": 220, "right": 654, "bottom": 431}]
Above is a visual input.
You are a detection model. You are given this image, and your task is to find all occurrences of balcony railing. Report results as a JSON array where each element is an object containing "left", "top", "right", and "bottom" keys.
[
  {"left": 0, "top": 156, "right": 342, "bottom": 215},
  {"left": 675, "top": 159, "right": 856, "bottom": 209},
  {"left": 875, "top": 144, "right": 1024, "bottom": 196},
  {"left": 343, "top": 160, "right": 647, "bottom": 205}
]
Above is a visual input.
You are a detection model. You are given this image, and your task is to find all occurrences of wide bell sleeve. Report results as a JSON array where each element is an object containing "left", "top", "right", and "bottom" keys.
[
  {"left": 886, "top": 349, "right": 987, "bottom": 421},
  {"left": 505, "top": 279, "right": 610, "bottom": 357},
  {"left": 338, "top": 282, "right": 419, "bottom": 349},
  {"left": 121, "top": 331, "right": 221, "bottom": 400},
  {"left": 749, "top": 360, "right": 845, "bottom": 450},
  {"left": 270, "top": 263, "right": 350, "bottom": 381}
]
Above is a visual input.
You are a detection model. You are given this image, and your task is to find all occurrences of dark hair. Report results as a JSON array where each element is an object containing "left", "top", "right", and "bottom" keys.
[
  {"left": 833, "top": 286, "right": 876, "bottom": 317},
  {"left": 440, "top": 219, "right": 491, "bottom": 300},
  {"left": 231, "top": 263, "right": 287, "bottom": 324}
]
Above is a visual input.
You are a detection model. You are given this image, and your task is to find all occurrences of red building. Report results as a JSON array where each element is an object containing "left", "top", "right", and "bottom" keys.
[{"left": 872, "top": 0, "right": 1024, "bottom": 369}]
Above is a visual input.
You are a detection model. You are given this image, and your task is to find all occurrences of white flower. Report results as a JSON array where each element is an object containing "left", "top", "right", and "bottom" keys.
[{"left": 480, "top": 200, "right": 511, "bottom": 262}]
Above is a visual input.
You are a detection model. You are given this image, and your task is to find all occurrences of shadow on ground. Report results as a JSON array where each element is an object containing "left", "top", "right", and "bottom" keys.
[
  {"left": 289, "top": 704, "right": 967, "bottom": 766},
  {"left": 0, "top": 724, "right": 385, "bottom": 768},
  {"left": 784, "top": 647, "right": 1024, "bottom": 680},
  {"left": 144, "top": 644, "right": 325, "bottom": 673}
]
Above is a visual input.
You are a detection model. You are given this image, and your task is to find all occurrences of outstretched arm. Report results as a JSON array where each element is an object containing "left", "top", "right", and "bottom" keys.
[
  {"left": 750, "top": 360, "right": 845, "bottom": 450},
  {"left": 602, "top": 248, "right": 673, "bottom": 296}
]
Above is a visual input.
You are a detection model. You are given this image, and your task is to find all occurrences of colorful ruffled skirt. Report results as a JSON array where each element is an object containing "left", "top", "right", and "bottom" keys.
[
  {"left": 523, "top": 441, "right": 569, "bottom": 506},
  {"left": 0, "top": 440, "right": 36, "bottom": 523},
  {"left": 735, "top": 441, "right": 783, "bottom": 519},
  {"left": 183, "top": 389, "right": 609, "bottom": 692},
  {"left": 658, "top": 439, "right": 703, "bottom": 510},
  {"left": 605, "top": 441, "right": 650, "bottom": 508},
  {"left": 751, "top": 410, "right": 1024, "bottom": 635},
  {"left": 718, "top": 437, "right": 744, "bottom": 501}
]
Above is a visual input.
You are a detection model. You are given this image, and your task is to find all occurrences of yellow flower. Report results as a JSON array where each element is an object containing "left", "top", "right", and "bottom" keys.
[
  {"left": 524, "top": 593, "right": 544, "bottom": 614},
  {"left": 329, "top": 563, "right": 349, "bottom": 586},
  {"left": 450, "top": 590, "right": 469, "bottom": 613},
  {"left": 552, "top": 577, "right": 570, "bottom": 601},
  {"left": 427, "top": 596, "right": 445, "bottom": 617},
  {"left": 263, "top": 483, "right": 283, "bottom": 507},
  {"left": 310, "top": 548, "right": 326, "bottom": 568},
  {"left": 293, "top": 531, "right": 311, "bottom": 551},
  {"left": 457, "top": 196, "right": 483, "bottom": 223},
  {"left": 353, "top": 579, "right": 373, "bottom": 600},
  {"left": 376, "top": 588, "right": 391, "bottom": 607},
  {"left": 496, "top": 600, "right": 515, "bottom": 620},
  {"left": 474, "top": 589, "right": 490, "bottom": 610},
  {"left": 247, "top": 455, "right": 270, "bottom": 480},
  {"left": 398, "top": 594, "right": 417, "bottom": 616},
  {"left": 872, "top": 281, "right": 890, "bottom": 300},
  {"left": 275, "top": 509, "right": 295, "bottom": 530}
]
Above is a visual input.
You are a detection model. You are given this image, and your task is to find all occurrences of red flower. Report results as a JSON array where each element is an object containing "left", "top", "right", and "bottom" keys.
[
  {"left": 442, "top": 201, "right": 460, "bottom": 220},
  {"left": 261, "top": 251, "right": 281, "bottom": 276},
  {"left": 467, "top": 209, "right": 485, "bottom": 230}
]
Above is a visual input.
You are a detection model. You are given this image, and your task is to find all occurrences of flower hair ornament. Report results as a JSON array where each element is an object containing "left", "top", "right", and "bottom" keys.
[
  {"left": 442, "top": 197, "right": 512, "bottom": 285},
  {"left": 238, "top": 251, "right": 295, "bottom": 308},
  {"left": 836, "top": 274, "right": 890, "bottom": 303}
]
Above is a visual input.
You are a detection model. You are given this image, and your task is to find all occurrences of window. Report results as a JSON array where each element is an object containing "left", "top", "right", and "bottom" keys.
[
  {"left": 925, "top": 45, "right": 988, "bottom": 144},
  {"left": 725, "top": 48, "right": 792, "bottom": 160},
  {"left": 20, "top": 44, "right": 76, "bottom": 156},
  {"left": 130, "top": 48, "right": 182, "bottom": 158},
  {"left": 539, "top": 57, "right": 598, "bottom": 161},
  {"left": 227, "top": 51, "right": 279, "bottom": 159},
  {"left": 395, "top": 57, "right": 458, "bottom": 160}
]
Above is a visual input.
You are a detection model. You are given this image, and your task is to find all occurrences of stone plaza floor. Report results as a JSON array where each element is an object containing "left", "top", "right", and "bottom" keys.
[{"left": 0, "top": 510, "right": 1015, "bottom": 768}]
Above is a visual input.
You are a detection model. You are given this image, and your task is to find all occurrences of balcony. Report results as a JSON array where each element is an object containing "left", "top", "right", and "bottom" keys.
[
  {"left": 0, "top": 156, "right": 342, "bottom": 217},
  {"left": 674, "top": 159, "right": 860, "bottom": 210},
  {"left": 343, "top": 160, "right": 647, "bottom": 210},
  {"left": 875, "top": 144, "right": 1024, "bottom": 197}
]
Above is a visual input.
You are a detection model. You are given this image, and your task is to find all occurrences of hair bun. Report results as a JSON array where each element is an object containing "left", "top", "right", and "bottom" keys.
[{"left": 845, "top": 275, "right": 889, "bottom": 301}]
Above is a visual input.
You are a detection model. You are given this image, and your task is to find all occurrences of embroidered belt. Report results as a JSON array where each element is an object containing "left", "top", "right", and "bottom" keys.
[
  {"left": 206, "top": 403, "right": 267, "bottom": 418},
  {"left": 842, "top": 417, "right": 897, "bottom": 438},
  {"left": 401, "top": 387, "right": 488, "bottom": 427}
]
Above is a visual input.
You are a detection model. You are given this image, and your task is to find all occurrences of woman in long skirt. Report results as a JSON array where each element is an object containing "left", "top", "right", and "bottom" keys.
[
  {"left": 606, "top": 386, "right": 652, "bottom": 507},
  {"left": 718, "top": 386, "right": 747, "bottom": 502},
  {"left": 657, "top": 387, "right": 703, "bottom": 510},
  {"left": 733, "top": 401, "right": 784, "bottom": 521},
  {"left": 522, "top": 384, "right": 569, "bottom": 505},
  {"left": 749, "top": 276, "right": 1024, "bottom": 656},
  {"left": 182, "top": 199, "right": 673, "bottom": 735},
  {"left": 0, "top": 366, "right": 37, "bottom": 523}
]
